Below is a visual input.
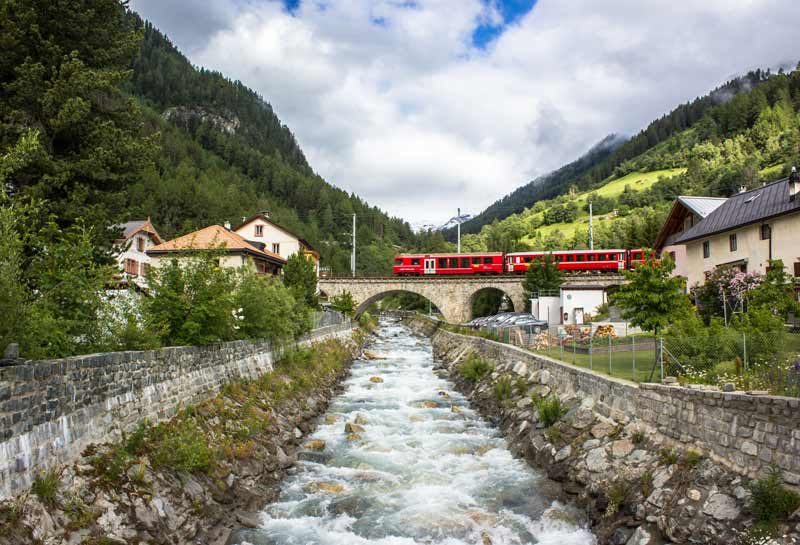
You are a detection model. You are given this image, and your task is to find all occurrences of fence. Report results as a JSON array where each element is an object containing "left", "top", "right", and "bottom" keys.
[
  {"left": 312, "top": 309, "right": 348, "bottom": 329},
  {"left": 466, "top": 323, "right": 800, "bottom": 394}
]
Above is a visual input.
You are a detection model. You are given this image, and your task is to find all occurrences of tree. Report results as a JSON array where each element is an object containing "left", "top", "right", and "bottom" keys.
[
  {"left": 522, "top": 254, "right": 564, "bottom": 309},
  {"left": 330, "top": 291, "right": 356, "bottom": 317},
  {"left": 143, "top": 253, "right": 237, "bottom": 346},
  {"left": 282, "top": 253, "right": 318, "bottom": 308},
  {"left": 611, "top": 253, "right": 690, "bottom": 335},
  {"left": 235, "top": 270, "right": 298, "bottom": 344}
]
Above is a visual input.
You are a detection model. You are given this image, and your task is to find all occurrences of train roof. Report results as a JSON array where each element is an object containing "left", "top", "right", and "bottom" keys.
[
  {"left": 506, "top": 249, "right": 626, "bottom": 255},
  {"left": 395, "top": 252, "right": 504, "bottom": 257}
]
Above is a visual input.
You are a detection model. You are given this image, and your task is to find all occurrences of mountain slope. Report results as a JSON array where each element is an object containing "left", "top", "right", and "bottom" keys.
[
  {"left": 453, "top": 68, "right": 788, "bottom": 240},
  {"left": 122, "top": 14, "right": 418, "bottom": 275},
  {"left": 459, "top": 65, "right": 800, "bottom": 252}
]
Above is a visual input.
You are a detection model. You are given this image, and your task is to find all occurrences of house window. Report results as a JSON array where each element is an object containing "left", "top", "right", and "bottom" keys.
[
  {"left": 140, "top": 262, "right": 150, "bottom": 277},
  {"left": 125, "top": 259, "right": 139, "bottom": 276},
  {"left": 136, "top": 237, "right": 145, "bottom": 252},
  {"left": 760, "top": 224, "right": 771, "bottom": 240},
  {"left": 255, "top": 225, "right": 264, "bottom": 237},
  {"left": 702, "top": 241, "right": 710, "bottom": 259},
  {"left": 794, "top": 262, "right": 800, "bottom": 277},
  {"left": 271, "top": 243, "right": 280, "bottom": 253},
  {"left": 729, "top": 234, "right": 737, "bottom": 252}
]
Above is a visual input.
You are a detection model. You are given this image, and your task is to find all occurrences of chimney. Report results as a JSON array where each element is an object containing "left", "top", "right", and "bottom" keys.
[
  {"left": 224, "top": 221, "right": 231, "bottom": 230},
  {"left": 790, "top": 166, "right": 800, "bottom": 201},
  {"left": 262, "top": 210, "right": 270, "bottom": 219},
  {"left": 738, "top": 186, "right": 747, "bottom": 194}
]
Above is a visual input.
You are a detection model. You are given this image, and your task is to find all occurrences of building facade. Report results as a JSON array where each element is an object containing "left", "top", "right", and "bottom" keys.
[
  {"left": 234, "top": 213, "right": 320, "bottom": 275},
  {"left": 146, "top": 224, "right": 285, "bottom": 275},
  {"left": 114, "top": 219, "right": 163, "bottom": 287},
  {"left": 666, "top": 178, "right": 800, "bottom": 288}
]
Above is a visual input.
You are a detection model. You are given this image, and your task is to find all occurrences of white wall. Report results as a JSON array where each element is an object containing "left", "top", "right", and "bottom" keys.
[
  {"left": 530, "top": 296, "right": 561, "bottom": 326},
  {"left": 235, "top": 218, "right": 300, "bottom": 260},
  {"left": 117, "top": 233, "right": 157, "bottom": 287},
  {"left": 561, "top": 288, "right": 606, "bottom": 325}
]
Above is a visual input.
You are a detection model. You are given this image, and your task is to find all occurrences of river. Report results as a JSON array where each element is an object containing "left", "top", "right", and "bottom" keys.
[{"left": 231, "top": 317, "right": 596, "bottom": 545}]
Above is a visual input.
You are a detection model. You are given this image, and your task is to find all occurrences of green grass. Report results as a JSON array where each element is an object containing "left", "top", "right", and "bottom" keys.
[
  {"left": 521, "top": 168, "right": 686, "bottom": 240},
  {"left": 533, "top": 342, "right": 657, "bottom": 382}
]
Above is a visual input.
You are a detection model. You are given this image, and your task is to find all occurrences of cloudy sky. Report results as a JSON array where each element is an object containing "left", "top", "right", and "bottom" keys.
[{"left": 132, "top": 0, "right": 800, "bottom": 225}]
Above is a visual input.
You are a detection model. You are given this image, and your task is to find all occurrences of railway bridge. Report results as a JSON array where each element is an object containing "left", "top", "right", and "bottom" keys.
[{"left": 318, "top": 274, "right": 626, "bottom": 324}]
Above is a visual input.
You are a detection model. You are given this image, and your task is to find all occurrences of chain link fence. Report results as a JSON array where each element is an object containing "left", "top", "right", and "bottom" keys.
[{"left": 312, "top": 309, "right": 349, "bottom": 329}]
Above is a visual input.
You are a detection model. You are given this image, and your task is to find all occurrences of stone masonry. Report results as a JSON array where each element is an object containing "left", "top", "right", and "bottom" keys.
[
  {"left": 0, "top": 323, "right": 355, "bottom": 500},
  {"left": 427, "top": 325, "right": 800, "bottom": 487},
  {"left": 319, "top": 275, "right": 625, "bottom": 323}
]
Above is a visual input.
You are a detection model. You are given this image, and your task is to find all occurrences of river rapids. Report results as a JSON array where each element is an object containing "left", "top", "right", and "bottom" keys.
[{"left": 231, "top": 318, "right": 596, "bottom": 545}]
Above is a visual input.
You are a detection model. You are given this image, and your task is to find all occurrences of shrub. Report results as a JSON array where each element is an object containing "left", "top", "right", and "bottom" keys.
[
  {"left": 631, "top": 430, "right": 646, "bottom": 445},
  {"left": 493, "top": 376, "right": 513, "bottom": 402},
  {"left": 151, "top": 423, "right": 214, "bottom": 473},
  {"left": 683, "top": 450, "right": 702, "bottom": 469},
  {"left": 605, "top": 479, "right": 631, "bottom": 517},
  {"left": 459, "top": 354, "right": 493, "bottom": 382},
  {"left": 234, "top": 270, "right": 299, "bottom": 343},
  {"left": 330, "top": 291, "right": 356, "bottom": 317},
  {"left": 31, "top": 469, "right": 60, "bottom": 506},
  {"left": 537, "top": 396, "right": 566, "bottom": 428},
  {"left": 749, "top": 467, "right": 800, "bottom": 527},
  {"left": 63, "top": 496, "right": 97, "bottom": 530},
  {"left": 640, "top": 470, "right": 654, "bottom": 499},
  {"left": 658, "top": 447, "right": 679, "bottom": 466}
]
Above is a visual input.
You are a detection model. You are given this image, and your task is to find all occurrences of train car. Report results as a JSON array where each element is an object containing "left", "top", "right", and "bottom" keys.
[
  {"left": 628, "top": 248, "right": 648, "bottom": 268},
  {"left": 393, "top": 252, "right": 504, "bottom": 275},
  {"left": 505, "top": 249, "right": 628, "bottom": 273}
]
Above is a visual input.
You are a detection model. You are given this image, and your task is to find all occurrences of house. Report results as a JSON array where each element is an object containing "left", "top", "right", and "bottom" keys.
[
  {"left": 146, "top": 224, "right": 285, "bottom": 275},
  {"left": 234, "top": 213, "right": 320, "bottom": 275},
  {"left": 666, "top": 177, "right": 800, "bottom": 288},
  {"left": 114, "top": 219, "right": 163, "bottom": 287},
  {"left": 654, "top": 196, "right": 726, "bottom": 278}
]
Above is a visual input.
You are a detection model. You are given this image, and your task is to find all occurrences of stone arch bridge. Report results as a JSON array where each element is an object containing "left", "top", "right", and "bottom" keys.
[{"left": 318, "top": 275, "right": 625, "bottom": 324}]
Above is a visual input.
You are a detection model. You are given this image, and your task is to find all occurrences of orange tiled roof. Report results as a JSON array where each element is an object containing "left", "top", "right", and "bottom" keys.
[{"left": 147, "top": 225, "right": 285, "bottom": 263}]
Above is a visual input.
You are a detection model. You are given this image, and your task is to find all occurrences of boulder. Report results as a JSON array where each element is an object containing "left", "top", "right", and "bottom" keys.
[
  {"left": 539, "top": 370, "right": 551, "bottom": 385},
  {"left": 625, "top": 526, "right": 653, "bottom": 545},
  {"left": 304, "top": 440, "right": 326, "bottom": 451},
  {"left": 652, "top": 466, "right": 674, "bottom": 489},
  {"left": 513, "top": 361, "right": 528, "bottom": 376},
  {"left": 610, "top": 439, "right": 634, "bottom": 458},
  {"left": 590, "top": 421, "right": 616, "bottom": 439},
  {"left": 418, "top": 400, "right": 439, "bottom": 409},
  {"left": 369, "top": 376, "right": 384, "bottom": 383},
  {"left": 354, "top": 414, "right": 368, "bottom": 425},
  {"left": 702, "top": 493, "right": 740, "bottom": 521},
  {"left": 554, "top": 445, "right": 572, "bottom": 462},
  {"left": 586, "top": 447, "right": 608, "bottom": 473},
  {"left": 687, "top": 489, "right": 702, "bottom": 502},
  {"left": 307, "top": 481, "right": 345, "bottom": 494},
  {"left": 344, "top": 422, "right": 365, "bottom": 434}
]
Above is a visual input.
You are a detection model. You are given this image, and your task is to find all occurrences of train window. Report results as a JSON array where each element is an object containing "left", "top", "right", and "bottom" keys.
[
  {"left": 411, "top": 258, "right": 420, "bottom": 265},
  {"left": 524, "top": 256, "right": 532, "bottom": 263},
  {"left": 472, "top": 257, "right": 480, "bottom": 265},
  {"left": 438, "top": 258, "right": 447, "bottom": 268},
  {"left": 566, "top": 255, "right": 573, "bottom": 262},
  {"left": 449, "top": 258, "right": 458, "bottom": 268},
  {"left": 484, "top": 257, "right": 492, "bottom": 264},
  {"left": 460, "top": 258, "right": 470, "bottom": 268},
  {"left": 577, "top": 255, "right": 584, "bottom": 262}
]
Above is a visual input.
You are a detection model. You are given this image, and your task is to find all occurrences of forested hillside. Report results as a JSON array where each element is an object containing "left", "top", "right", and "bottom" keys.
[{"left": 455, "top": 66, "right": 800, "bottom": 253}]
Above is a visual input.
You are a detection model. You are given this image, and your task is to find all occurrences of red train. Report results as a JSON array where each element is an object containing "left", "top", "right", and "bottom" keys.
[{"left": 393, "top": 249, "right": 647, "bottom": 275}]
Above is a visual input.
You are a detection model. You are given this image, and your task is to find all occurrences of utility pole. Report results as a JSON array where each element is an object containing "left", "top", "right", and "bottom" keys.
[
  {"left": 457, "top": 207, "right": 461, "bottom": 253},
  {"left": 351, "top": 214, "right": 356, "bottom": 277},
  {"left": 588, "top": 201, "right": 594, "bottom": 251}
]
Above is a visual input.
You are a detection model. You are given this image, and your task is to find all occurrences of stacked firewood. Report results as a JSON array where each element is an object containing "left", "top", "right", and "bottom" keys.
[{"left": 593, "top": 324, "right": 618, "bottom": 339}]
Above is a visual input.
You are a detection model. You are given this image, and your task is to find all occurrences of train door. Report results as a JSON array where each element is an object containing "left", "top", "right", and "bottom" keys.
[
  {"left": 617, "top": 252, "right": 626, "bottom": 270},
  {"left": 423, "top": 258, "right": 436, "bottom": 274}
]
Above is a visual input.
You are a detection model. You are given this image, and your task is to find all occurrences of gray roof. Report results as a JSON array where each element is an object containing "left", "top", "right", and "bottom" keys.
[
  {"left": 677, "top": 196, "right": 726, "bottom": 218},
  {"left": 675, "top": 178, "right": 800, "bottom": 243},
  {"left": 118, "top": 220, "right": 147, "bottom": 239}
]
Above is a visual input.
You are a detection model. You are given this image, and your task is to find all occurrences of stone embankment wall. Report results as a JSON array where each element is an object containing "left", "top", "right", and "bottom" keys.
[
  {"left": 0, "top": 323, "right": 355, "bottom": 500},
  {"left": 424, "top": 324, "right": 800, "bottom": 486}
]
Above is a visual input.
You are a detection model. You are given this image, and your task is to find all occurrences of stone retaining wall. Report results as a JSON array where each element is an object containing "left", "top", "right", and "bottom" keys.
[
  {"left": 0, "top": 323, "right": 356, "bottom": 500},
  {"left": 423, "top": 323, "right": 800, "bottom": 487}
]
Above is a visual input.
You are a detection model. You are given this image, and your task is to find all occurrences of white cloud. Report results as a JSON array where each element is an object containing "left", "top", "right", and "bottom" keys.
[{"left": 135, "top": 0, "right": 800, "bottom": 224}]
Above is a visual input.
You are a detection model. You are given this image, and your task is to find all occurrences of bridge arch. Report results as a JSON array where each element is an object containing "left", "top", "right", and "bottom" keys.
[
  {"left": 468, "top": 286, "right": 517, "bottom": 319},
  {"left": 354, "top": 289, "right": 442, "bottom": 319}
]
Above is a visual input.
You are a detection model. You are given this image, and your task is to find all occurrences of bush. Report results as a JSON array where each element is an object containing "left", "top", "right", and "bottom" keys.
[
  {"left": 151, "top": 423, "right": 214, "bottom": 473},
  {"left": 31, "top": 469, "right": 60, "bottom": 506},
  {"left": 458, "top": 354, "right": 493, "bottom": 382},
  {"left": 234, "top": 270, "right": 299, "bottom": 343},
  {"left": 658, "top": 447, "right": 679, "bottom": 466},
  {"left": 330, "top": 291, "right": 356, "bottom": 317},
  {"left": 536, "top": 396, "right": 566, "bottom": 427},
  {"left": 749, "top": 467, "right": 800, "bottom": 527},
  {"left": 493, "top": 376, "right": 513, "bottom": 402}
]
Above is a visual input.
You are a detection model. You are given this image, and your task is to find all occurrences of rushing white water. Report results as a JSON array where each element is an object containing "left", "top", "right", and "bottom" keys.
[{"left": 232, "top": 318, "right": 596, "bottom": 545}]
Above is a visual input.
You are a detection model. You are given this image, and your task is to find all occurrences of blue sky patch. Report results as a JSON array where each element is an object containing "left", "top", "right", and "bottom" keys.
[{"left": 472, "top": 0, "right": 536, "bottom": 49}]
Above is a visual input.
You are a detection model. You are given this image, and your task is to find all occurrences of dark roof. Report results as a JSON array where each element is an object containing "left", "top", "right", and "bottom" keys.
[
  {"left": 114, "top": 219, "right": 163, "bottom": 244},
  {"left": 654, "top": 196, "right": 725, "bottom": 250},
  {"left": 675, "top": 178, "right": 800, "bottom": 243}
]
